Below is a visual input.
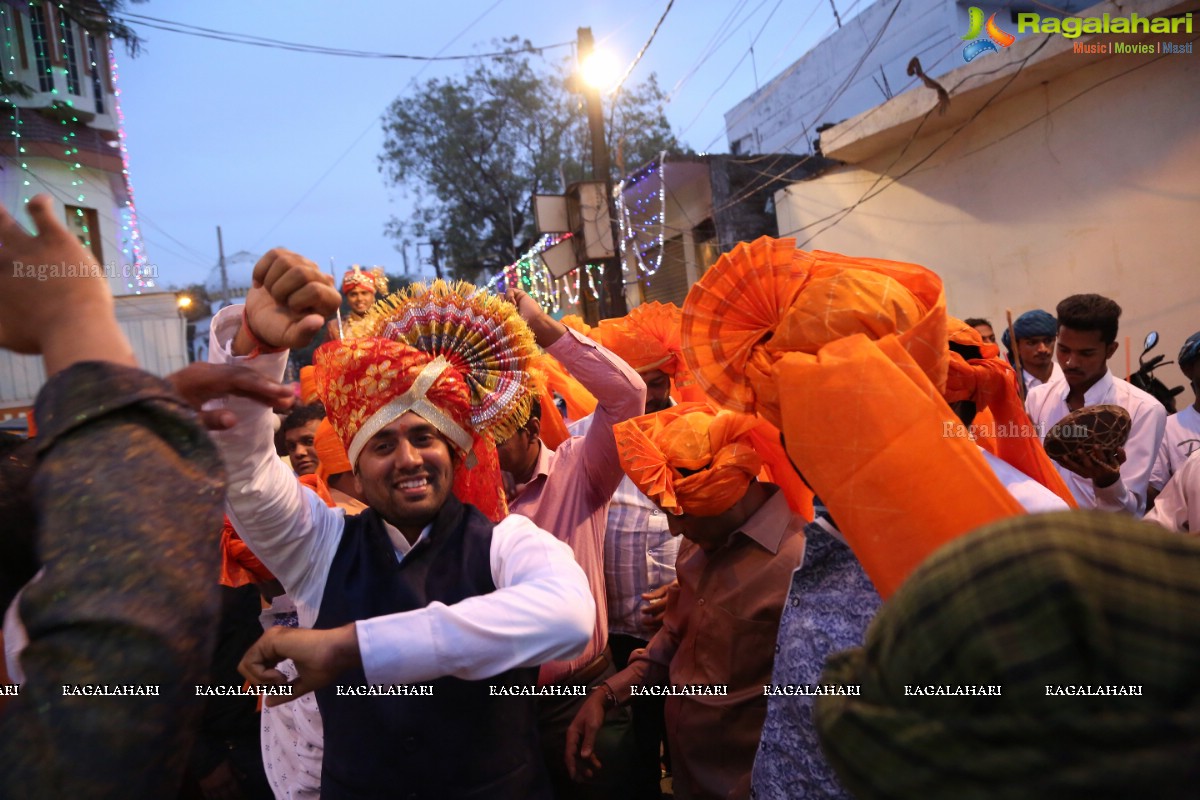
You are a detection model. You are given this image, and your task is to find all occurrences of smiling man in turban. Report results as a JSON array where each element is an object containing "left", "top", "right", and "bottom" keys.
[
  {"left": 566, "top": 402, "right": 806, "bottom": 800},
  {"left": 207, "top": 250, "right": 594, "bottom": 798}
]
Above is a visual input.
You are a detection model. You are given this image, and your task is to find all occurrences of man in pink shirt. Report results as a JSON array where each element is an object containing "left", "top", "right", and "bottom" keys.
[{"left": 496, "top": 289, "right": 647, "bottom": 799}]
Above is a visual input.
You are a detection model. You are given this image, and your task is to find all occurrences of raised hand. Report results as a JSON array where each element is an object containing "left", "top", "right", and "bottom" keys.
[
  {"left": 237, "top": 248, "right": 341, "bottom": 354},
  {"left": 166, "top": 362, "right": 296, "bottom": 430},
  {"left": 0, "top": 195, "right": 135, "bottom": 373}
]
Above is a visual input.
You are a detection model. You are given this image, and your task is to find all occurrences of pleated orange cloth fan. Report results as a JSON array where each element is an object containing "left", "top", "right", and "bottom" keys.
[{"left": 682, "top": 237, "right": 1024, "bottom": 599}]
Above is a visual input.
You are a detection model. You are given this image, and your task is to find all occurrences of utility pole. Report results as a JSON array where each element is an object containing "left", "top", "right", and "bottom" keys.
[
  {"left": 216, "top": 225, "right": 230, "bottom": 308},
  {"left": 429, "top": 239, "right": 443, "bottom": 281},
  {"left": 577, "top": 26, "right": 627, "bottom": 319}
]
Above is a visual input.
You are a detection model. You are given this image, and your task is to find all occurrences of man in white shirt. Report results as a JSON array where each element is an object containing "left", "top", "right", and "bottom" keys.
[
  {"left": 1001, "top": 309, "right": 1064, "bottom": 393},
  {"left": 211, "top": 250, "right": 593, "bottom": 798},
  {"left": 1026, "top": 294, "right": 1166, "bottom": 514},
  {"left": 1149, "top": 331, "right": 1200, "bottom": 499}
]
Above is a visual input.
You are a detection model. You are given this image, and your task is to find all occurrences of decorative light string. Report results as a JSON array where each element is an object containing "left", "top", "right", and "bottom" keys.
[
  {"left": 615, "top": 151, "right": 667, "bottom": 278},
  {"left": 2, "top": 5, "right": 30, "bottom": 203},
  {"left": 107, "top": 32, "right": 151, "bottom": 290}
]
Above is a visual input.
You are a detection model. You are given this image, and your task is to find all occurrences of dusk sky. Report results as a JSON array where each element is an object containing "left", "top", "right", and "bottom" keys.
[{"left": 113, "top": 0, "right": 858, "bottom": 291}]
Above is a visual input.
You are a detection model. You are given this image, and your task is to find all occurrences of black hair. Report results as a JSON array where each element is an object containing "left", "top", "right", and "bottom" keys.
[
  {"left": 281, "top": 403, "right": 326, "bottom": 434},
  {"left": 964, "top": 318, "right": 992, "bottom": 330},
  {"left": 1056, "top": 294, "right": 1122, "bottom": 344}
]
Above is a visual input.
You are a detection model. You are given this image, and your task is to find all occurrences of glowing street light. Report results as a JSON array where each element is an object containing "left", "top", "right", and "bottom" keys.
[
  {"left": 579, "top": 49, "right": 618, "bottom": 92},
  {"left": 176, "top": 294, "right": 193, "bottom": 311}
]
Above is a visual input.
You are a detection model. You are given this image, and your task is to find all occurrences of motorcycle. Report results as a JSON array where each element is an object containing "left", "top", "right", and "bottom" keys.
[{"left": 1129, "top": 331, "right": 1185, "bottom": 414}]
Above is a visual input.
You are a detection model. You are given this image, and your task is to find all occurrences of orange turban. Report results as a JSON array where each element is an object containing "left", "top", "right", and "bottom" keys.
[
  {"left": 615, "top": 402, "right": 763, "bottom": 517},
  {"left": 682, "top": 236, "right": 1025, "bottom": 599},
  {"left": 313, "top": 337, "right": 506, "bottom": 521},
  {"left": 597, "top": 302, "right": 686, "bottom": 375},
  {"left": 314, "top": 418, "right": 352, "bottom": 482}
]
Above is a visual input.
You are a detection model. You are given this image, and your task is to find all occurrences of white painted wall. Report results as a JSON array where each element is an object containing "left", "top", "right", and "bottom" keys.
[
  {"left": 775, "top": 34, "right": 1199, "bottom": 384},
  {"left": 0, "top": 157, "right": 151, "bottom": 296},
  {"left": 725, "top": 0, "right": 962, "bottom": 156}
]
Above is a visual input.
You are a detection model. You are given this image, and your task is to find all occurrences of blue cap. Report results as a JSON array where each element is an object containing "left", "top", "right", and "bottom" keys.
[
  {"left": 1001, "top": 309, "right": 1057, "bottom": 352},
  {"left": 1180, "top": 331, "right": 1200, "bottom": 370}
]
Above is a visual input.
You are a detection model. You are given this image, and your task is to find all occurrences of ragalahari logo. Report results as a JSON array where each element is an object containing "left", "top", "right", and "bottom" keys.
[{"left": 962, "top": 7, "right": 1016, "bottom": 61}]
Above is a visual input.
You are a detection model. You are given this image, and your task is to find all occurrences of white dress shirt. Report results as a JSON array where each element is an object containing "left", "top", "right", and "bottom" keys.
[
  {"left": 1150, "top": 405, "right": 1200, "bottom": 491},
  {"left": 1026, "top": 369, "right": 1167, "bottom": 514},
  {"left": 206, "top": 305, "right": 594, "bottom": 686},
  {"left": 1022, "top": 361, "right": 1064, "bottom": 392},
  {"left": 979, "top": 449, "right": 1070, "bottom": 513},
  {"left": 1144, "top": 451, "right": 1200, "bottom": 533}
]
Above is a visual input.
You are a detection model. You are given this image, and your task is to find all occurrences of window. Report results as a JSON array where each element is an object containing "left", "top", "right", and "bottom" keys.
[
  {"left": 87, "top": 34, "right": 104, "bottom": 112},
  {"left": 61, "top": 13, "right": 81, "bottom": 95},
  {"left": 64, "top": 205, "right": 102, "bottom": 261},
  {"left": 29, "top": 5, "right": 53, "bottom": 93}
]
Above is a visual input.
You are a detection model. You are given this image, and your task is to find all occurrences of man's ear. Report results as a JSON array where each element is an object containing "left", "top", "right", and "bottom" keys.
[
  {"left": 526, "top": 415, "right": 541, "bottom": 441},
  {"left": 1106, "top": 341, "right": 1119, "bottom": 360}
]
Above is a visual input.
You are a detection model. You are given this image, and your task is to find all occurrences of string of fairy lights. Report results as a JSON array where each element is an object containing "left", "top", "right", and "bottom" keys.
[
  {"left": 482, "top": 153, "right": 669, "bottom": 312},
  {"left": 2, "top": 3, "right": 151, "bottom": 292}
]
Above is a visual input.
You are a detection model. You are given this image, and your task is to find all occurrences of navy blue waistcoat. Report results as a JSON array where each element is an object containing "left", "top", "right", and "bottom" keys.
[{"left": 314, "top": 496, "right": 549, "bottom": 799}]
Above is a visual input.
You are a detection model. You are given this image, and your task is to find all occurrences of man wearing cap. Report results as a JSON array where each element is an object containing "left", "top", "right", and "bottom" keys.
[
  {"left": 566, "top": 403, "right": 806, "bottom": 800},
  {"left": 208, "top": 250, "right": 594, "bottom": 798},
  {"left": 1001, "top": 309, "right": 1063, "bottom": 392},
  {"left": 1025, "top": 294, "right": 1166, "bottom": 514},
  {"left": 1149, "top": 331, "right": 1200, "bottom": 499}
]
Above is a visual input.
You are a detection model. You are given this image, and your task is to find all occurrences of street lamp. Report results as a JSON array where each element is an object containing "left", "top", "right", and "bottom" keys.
[{"left": 576, "top": 27, "right": 627, "bottom": 319}]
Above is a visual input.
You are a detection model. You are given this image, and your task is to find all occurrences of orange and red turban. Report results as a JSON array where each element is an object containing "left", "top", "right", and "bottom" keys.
[
  {"left": 312, "top": 337, "right": 506, "bottom": 521},
  {"left": 341, "top": 264, "right": 387, "bottom": 295}
]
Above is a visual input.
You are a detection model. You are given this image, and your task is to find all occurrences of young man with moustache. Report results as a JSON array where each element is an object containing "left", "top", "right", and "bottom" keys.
[
  {"left": 208, "top": 251, "right": 594, "bottom": 799},
  {"left": 1025, "top": 294, "right": 1166, "bottom": 514},
  {"left": 1001, "top": 309, "right": 1064, "bottom": 391}
]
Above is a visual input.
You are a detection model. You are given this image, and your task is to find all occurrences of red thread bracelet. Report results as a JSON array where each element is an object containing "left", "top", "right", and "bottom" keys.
[{"left": 242, "top": 307, "right": 286, "bottom": 357}]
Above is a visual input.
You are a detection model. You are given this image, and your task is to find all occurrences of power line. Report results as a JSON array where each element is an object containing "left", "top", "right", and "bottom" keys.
[
  {"left": 249, "top": 0, "right": 511, "bottom": 253},
  {"left": 788, "top": 34, "right": 1060, "bottom": 246},
  {"left": 112, "top": 11, "right": 572, "bottom": 61},
  {"left": 610, "top": 0, "right": 676, "bottom": 97}
]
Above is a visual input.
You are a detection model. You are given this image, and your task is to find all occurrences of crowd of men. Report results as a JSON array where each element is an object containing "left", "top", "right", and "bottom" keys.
[{"left": 2, "top": 194, "right": 1199, "bottom": 799}]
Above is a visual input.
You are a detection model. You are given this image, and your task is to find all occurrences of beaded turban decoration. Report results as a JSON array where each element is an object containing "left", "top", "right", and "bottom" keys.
[
  {"left": 341, "top": 264, "right": 388, "bottom": 295},
  {"left": 349, "top": 280, "right": 541, "bottom": 444}
]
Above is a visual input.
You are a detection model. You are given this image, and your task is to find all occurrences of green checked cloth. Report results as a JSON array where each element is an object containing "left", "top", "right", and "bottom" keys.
[{"left": 816, "top": 511, "right": 1200, "bottom": 799}]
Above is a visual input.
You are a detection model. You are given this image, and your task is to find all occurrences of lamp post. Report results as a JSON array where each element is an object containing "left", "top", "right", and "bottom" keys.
[{"left": 576, "top": 27, "right": 627, "bottom": 319}]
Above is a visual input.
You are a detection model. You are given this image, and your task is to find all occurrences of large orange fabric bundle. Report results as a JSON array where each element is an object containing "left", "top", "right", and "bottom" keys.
[
  {"left": 615, "top": 402, "right": 764, "bottom": 517},
  {"left": 682, "top": 236, "right": 1024, "bottom": 598}
]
